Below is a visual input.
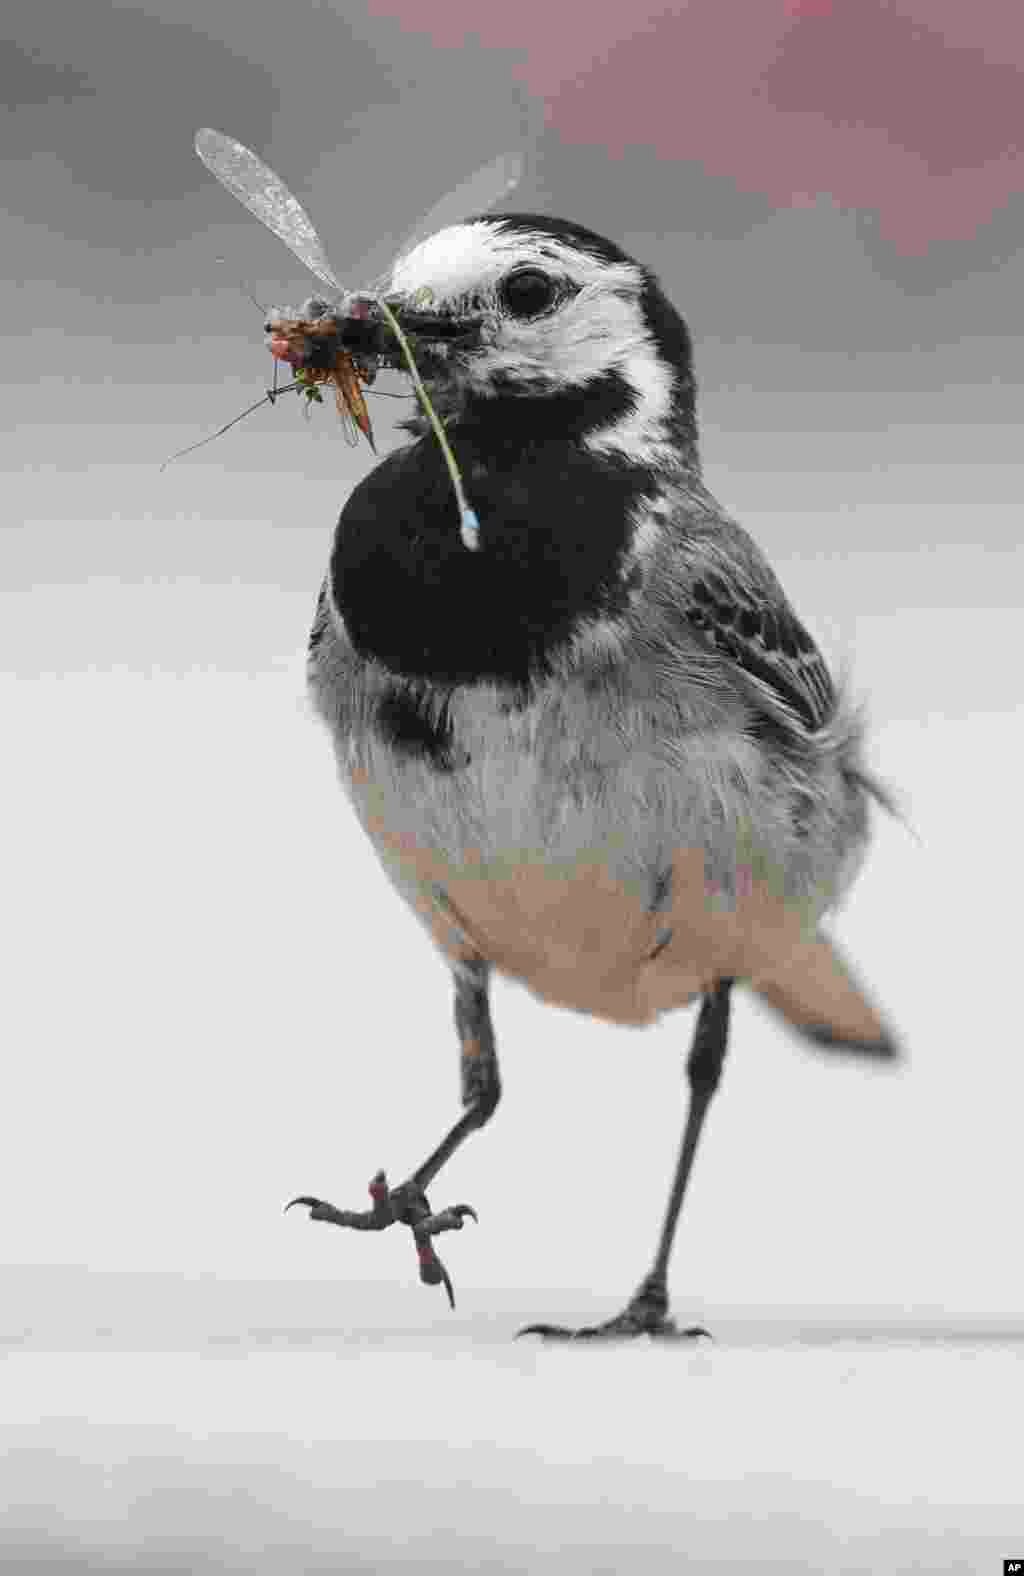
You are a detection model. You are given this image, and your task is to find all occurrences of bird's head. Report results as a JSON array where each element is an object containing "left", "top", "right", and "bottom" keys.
[
  {"left": 326, "top": 218, "right": 704, "bottom": 685},
  {"left": 341, "top": 214, "right": 699, "bottom": 471}
]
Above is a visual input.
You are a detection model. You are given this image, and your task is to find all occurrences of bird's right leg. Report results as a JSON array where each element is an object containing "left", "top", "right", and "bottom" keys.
[
  {"left": 520, "top": 979, "right": 733, "bottom": 1340},
  {"left": 286, "top": 958, "right": 501, "bottom": 1308}
]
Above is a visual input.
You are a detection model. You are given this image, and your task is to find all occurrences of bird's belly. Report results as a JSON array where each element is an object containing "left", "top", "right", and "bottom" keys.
[
  {"left": 350, "top": 764, "right": 818, "bottom": 1027},
  {"left": 429, "top": 853, "right": 718, "bottom": 1025}
]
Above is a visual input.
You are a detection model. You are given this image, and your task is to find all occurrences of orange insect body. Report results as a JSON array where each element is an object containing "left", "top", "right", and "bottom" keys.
[
  {"left": 267, "top": 314, "right": 376, "bottom": 451},
  {"left": 329, "top": 345, "right": 375, "bottom": 451}
]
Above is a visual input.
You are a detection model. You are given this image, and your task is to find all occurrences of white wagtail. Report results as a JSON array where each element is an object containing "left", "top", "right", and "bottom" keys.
[{"left": 284, "top": 213, "right": 899, "bottom": 1338}]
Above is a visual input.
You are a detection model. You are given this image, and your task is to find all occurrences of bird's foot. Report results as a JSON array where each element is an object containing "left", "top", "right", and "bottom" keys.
[
  {"left": 518, "top": 1274, "right": 711, "bottom": 1342},
  {"left": 285, "top": 1170, "right": 477, "bottom": 1309}
]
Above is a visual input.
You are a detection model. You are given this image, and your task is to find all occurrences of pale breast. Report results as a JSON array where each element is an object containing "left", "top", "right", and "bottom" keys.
[{"left": 344, "top": 683, "right": 836, "bottom": 1026}]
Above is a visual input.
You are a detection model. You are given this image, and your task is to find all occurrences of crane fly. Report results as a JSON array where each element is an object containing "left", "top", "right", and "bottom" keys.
[
  {"left": 166, "top": 130, "right": 523, "bottom": 471},
  {"left": 264, "top": 305, "right": 377, "bottom": 450}
]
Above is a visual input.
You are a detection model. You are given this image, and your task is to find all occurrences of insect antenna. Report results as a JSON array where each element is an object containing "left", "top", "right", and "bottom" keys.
[
  {"left": 160, "top": 382, "right": 300, "bottom": 470},
  {"left": 214, "top": 256, "right": 267, "bottom": 316}
]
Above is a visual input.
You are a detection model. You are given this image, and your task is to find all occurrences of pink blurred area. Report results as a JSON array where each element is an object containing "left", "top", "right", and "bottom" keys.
[{"left": 365, "top": 0, "right": 1024, "bottom": 253}]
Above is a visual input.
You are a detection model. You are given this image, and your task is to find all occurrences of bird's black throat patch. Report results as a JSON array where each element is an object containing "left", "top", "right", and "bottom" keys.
[{"left": 331, "top": 406, "right": 657, "bottom": 687}]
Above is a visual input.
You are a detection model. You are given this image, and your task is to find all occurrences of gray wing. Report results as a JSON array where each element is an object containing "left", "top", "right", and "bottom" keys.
[
  {"left": 195, "top": 129, "right": 344, "bottom": 294},
  {"left": 673, "top": 512, "right": 836, "bottom": 733}
]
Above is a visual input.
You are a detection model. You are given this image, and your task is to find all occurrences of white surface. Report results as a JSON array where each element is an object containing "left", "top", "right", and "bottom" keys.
[{"left": 1, "top": 1273, "right": 1021, "bottom": 1575}]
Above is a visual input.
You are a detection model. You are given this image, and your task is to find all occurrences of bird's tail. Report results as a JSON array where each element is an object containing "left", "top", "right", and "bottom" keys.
[{"left": 748, "top": 933, "right": 900, "bottom": 1060}]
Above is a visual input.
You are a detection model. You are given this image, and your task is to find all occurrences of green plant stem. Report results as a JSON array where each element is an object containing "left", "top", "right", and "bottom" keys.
[{"left": 375, "top": 299, "right": 479, "bottom": 548}]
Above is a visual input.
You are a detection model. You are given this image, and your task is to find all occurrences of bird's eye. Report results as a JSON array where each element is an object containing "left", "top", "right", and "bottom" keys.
[{"left": 499, "top": 268, "right": 557, "bottom": 319}]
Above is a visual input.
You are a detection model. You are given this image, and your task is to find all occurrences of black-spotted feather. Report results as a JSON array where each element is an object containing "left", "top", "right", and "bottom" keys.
[{"left": 674, "top": 514, "right": 836, "bottom": 733}]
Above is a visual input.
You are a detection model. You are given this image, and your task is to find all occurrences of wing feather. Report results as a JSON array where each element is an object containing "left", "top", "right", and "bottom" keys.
[{"left": 673, "top": 508, "right": 836, "bottom": 732}]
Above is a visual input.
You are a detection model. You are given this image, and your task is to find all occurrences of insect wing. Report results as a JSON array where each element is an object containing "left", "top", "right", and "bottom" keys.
[
  {"left": 333, "top": 389, "right": 360, "bottom": 447},
  {"left": 195, "top": 128, "right": 343, "bottom": 295},
  {"left": 334, "top": 357, "right": 375, "bottom": 450},
  {"left": 392, "top": 152, "right": 524, "bottom": 266}
]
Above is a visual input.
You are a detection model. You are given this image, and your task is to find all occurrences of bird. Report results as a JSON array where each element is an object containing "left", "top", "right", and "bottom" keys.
[{"left": 285, "top": 211, "right": 899, "bottom": 1339}]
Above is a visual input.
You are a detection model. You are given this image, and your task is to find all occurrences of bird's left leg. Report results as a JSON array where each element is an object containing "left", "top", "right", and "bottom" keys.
[
  {"left": 286, "top": 959, "right": 500, "bottom": 1308},
  {"left": 521, "top": 979, "right": 733, "bottom": 1340}
]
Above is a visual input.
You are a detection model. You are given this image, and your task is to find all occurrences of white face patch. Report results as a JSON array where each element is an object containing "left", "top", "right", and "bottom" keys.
[
  {"left": 390, "top": 220, "right": 635, "bottom": 313},
  {"left": 387, "top": 220, "right": 682, "bottom": 466},
  {"left": 583, "top": 346, "right": 677, "bottom": 468}
]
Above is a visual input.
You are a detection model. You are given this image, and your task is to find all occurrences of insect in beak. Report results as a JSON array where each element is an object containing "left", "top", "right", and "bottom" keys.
[
  {"left": 170, "top": 129, "right": 521, "bottom": 550},
  {"left": 263, "top": 308, "right": 379, "bottom": 451}
]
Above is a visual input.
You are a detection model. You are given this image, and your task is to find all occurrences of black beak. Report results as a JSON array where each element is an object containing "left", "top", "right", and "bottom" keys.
[{"left": 335, "top": 301, "right": 479, "bottom": 363}]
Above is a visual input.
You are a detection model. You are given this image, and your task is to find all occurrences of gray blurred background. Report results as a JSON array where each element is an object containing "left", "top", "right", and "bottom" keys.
[{"left": 2, "top": 0, "right": 1022, "bottom": 1321}]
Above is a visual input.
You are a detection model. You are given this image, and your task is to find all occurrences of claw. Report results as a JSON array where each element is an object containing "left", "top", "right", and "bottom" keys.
[
  {"left": 283, "top": 1190, "right": 393, "bottom": 1230},
  {"left": 284, "top": 1195, "right": 336, "bottom": 1215},
  {"left": 420, "top": 1203, "right": 478, "bottom": 1235},
  {"left": 284, "top": 1174, "right": 475, "bottom": 1311},
  {"left": 284, "top": 1195, "right": 352, "bottom": 1224},
  {"left": 414, "top": 1236, "right": 457, "bottom": 1309},
  {"left": 439, "top": 1260, "right": 456, "bottom": 1311},
  {"left": 516, "top": 1319, "right": 713, "bottom": 1342}
]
